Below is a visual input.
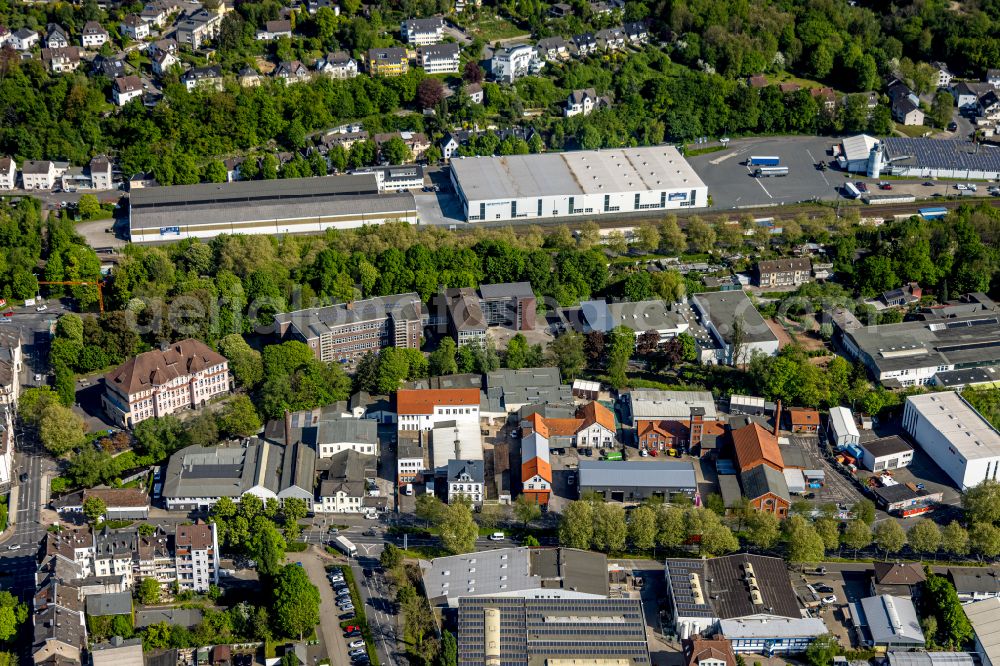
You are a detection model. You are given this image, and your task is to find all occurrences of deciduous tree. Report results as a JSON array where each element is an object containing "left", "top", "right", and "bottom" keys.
[{"left": 272, "top": 564, "right": 320, "bottom": 640}]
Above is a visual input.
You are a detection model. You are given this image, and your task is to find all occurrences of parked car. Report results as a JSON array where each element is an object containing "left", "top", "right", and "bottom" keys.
[
  {"left": 349, "top": 640, "right": 365, "bottom": 649},
  {"left": 349, "top": 649, "right": 366, "bottom": 657},
  {"left": 878, "top": 182, "right": 892, "bottom": 190},
  {"left": 816, "top": 585, "right": 835, "bottom": 593},
  {"left": 339, "top": 612, "right": 355, "bottom": 621},
  {"left": 821, "top": 595, "right": 837, "bottom": 605},
  {"left": 363, "top": 568, "right": 373, "bottom": 578},
  {"left": 7, "top": 544, "right": 20, "bottom": 551},
  {"left": 855, "top": 181, "right": 868, "bottom": 192},
  {"left": 489, "top": 532, "right": 505, "bottom": 541},
  {"left": 345, "top": 626, "right": 361, "bottom": 634},
  {"left": 948, "top": 121, "right": 958, "bottom": 131},
  {"left": 344, "top": 630, "right": 362, "bottom": 638}
]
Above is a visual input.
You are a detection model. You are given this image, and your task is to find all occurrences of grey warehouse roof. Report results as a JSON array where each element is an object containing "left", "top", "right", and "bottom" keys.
[
  {"left": 692, "top": 290, "right": 778, "bottom": 344},
  {"left": 665, "top": 554, "right": 802, "bottom": 620},
  {"left": 884, "top": 137, "right": 1000, "bottom": 172},
  {"left": 85, "top": 591, "right": 133, "bottom": 617},
  {"left": 129, "top": 174, "right": 416, "bottom": 231},
  {"left": 581, "top": 299, "right": 688, "bottom": 334},
  {"left": 858, "top": 594, "right": 925, "bottom": 645},
  {"left": 578, "top": 460, "right": 696, "bottom": 490},
  {"left": 861, "top": 436, "right": 913, "bottom": 458},
  {"left": 451, "top": 146, "right": 705, "bottom": 201}
]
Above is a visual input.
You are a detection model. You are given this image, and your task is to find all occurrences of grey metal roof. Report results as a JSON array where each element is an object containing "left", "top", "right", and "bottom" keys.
[
  {"left": 934, "top": 366, "right": 1000, "bottom": 387},
  {"left": 718, "top": 474, "right": 743, "bottom": 508},
  {"left": 162, "top": 441, "right": 290, "bottom": 500},
  {"left": 886, "top": 652, "right": 976, "bottom": 666},
  {"left": 948, "top": 568, "right": 1000, "bottom": 595},
  {"left": 319, "top": 449, "right": 374, "bottom": 497},
  {"left": 578, "top": 460, "right": 696, "bottom": 490},
  {"left": 447, "top": 459, "right": 484, "bottom": 483},
  {"left": 627, "top": 389, "right": 718, "bottom": 420},
  {"left": 420, "top": 43, "right": 459, "bottom": 58},
  {"left": 581, "top": 299, "right": 687, "bottom": 334},
  {"left": 859, "top": 595, "right": 925, "bottom": 645},
  {"left": 479, "top": 281, "right": 535, "bottom": 299},
  {"left": 718, "top": 617, "right": 827, "bottom": 640},
  {"left": 451, "top": 146, "right": 705, "bottom": 202},
  {"left": 884, "top": 137, "right": 1000, "bottom": 172},
  {"left": 740, "top": 464, "right": 790, "bottom": 502},
  {"left": 274, "top": 293, "right": 422, "bottom": 339},
  {"left": 131, "top": 173, "right": 378, "bottom": 206},
  {"left": 692, "top": 290, "right": 778, "bottom": 345},
  {"left": 665, "top": 554, "right": 802, "bottom": 621},
  {"left": 85, "top": 591, "right": 133, "bottom": 617},
  {"left": 485, "top": 367, "right": 569, "bottom": 407}
]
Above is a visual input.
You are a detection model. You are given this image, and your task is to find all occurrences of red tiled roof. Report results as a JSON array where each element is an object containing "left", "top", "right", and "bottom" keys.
[
  {"left": 578, "top": 401, "right": 615, "bottom": 432},
  {"left": 522, "top": 456, "right": 551, "bottom": 484},
  {"left": 788, "top": 407, "right": 820, "bottom": 426},
  {"left": 395, "top": 388, "right": 480, "bottom": 415},
  {"left": 732, "top": 422, "right": 784, "bottom": 472}
]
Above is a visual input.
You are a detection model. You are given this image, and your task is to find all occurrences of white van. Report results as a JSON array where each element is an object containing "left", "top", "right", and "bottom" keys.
[
  {"left": 404, "top": 483, "right": 413, "bottom": 496},
  {"left": 489, "top": 532, "right": 505, "bottom": 541}
]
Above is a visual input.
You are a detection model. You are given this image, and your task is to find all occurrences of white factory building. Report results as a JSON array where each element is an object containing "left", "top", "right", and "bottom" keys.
[
  {"left": 838, "top": 134, "right": 1000, "bottom": 180},
  {"left": 449, "top": 146, "right": 708, "bottom": 223},
  {"left": 903, "top": 391, "right": 1000, "bottom": 489}
]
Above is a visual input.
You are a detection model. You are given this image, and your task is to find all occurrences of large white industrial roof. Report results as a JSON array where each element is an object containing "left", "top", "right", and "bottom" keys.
[
  {"left": 906, "top": 391, "right": 1000, "bottom": 460},
  {"left": 828, "top": 406, "right": 859, "bottom": 439},
  {"left": 628, "top": 389, "right": 717, "bottom": 420},
  {"left": 451, "top": 146, "right": 705, "bottom": 201},
  {"left": 964, "top": 597, "right": 1000, "bottom": 666},
  {"left": 431, "top": 420, "right": 483, "bottom": 469}
]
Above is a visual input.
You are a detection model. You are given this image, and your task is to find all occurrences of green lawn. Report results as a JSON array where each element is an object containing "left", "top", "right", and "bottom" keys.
[
  {"left": 467, "top": 14, "right": 529, "bottom": 42},
  {"left": 894, "top": 122, "right": 933, "bottom": 138}
]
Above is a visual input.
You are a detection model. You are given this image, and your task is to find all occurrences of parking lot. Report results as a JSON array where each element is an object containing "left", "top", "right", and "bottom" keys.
[
  {"left": 792, "top": 565, "right": 870, "bottom": 647},
  {"left": 687, "top": 136, "right": 844, "bottom": 209},
  {"left": 782, "top": 434, "right": 865, "bottom": 508}
]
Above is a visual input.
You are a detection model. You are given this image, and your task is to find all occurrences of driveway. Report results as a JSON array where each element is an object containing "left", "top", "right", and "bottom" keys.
[{"left": 287, "top": 548, "right": 351, "bottom": 666}]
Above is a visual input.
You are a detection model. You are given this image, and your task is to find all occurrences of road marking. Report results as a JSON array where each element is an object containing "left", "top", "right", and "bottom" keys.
[
  {"left": 748, "top": 167, "right": 773, "bottom": 198},
  {"left": 806, "top": 149, "right": 831, "bottom": 186},
  {"left": 709, "top": 152, "right": 740, "bottom": 165}
]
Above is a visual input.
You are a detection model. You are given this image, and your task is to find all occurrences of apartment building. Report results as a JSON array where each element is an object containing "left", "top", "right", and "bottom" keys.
[
  {"left": 176, "top": 7, "right": 224, "bottom": 49},
  {"left": 520, "top": 414, "right": 553, "bottom": 505},
  {"left": 395, "top": 388, "right": 481, "bottom": 431},
  {"left": 0, "top": 328, "right": 22, "bottom": 408},
  {"left": 402, "top": 17, "right": 444, "bottom": 45},
  {"left": 754, "top": 258, "right": 813, "bottom": 288},
  {"left": 317, "top": 50, "right": 358, "bottom": 78},
  {"left": 440, "top": 282, "right": 537, "bottom": 345},
  {"left": 81, "top": 21, "right": 109, "bottom": 48},
  {"left": 316, "top": 449, "right": 377, "bottom": 513},
  {"left": 0, "top": 157, "right": 15, "bottom": 189},
  {"left": 368, "top": 47, "right": 409, "bottom": 76},
  {"left": 21, "top": 160, "right": 60, "bottom": 189},
  {"left": 419, "top": 43, "right": 460, "bottom": 73},
  {"left": 175, "top": 523, "right": 219, "bottom": 593},
  {"left": 113, "top": 75, "right": 144, "bottom": 106},
  {"left": 274, "top": 293, "right": 422, "bottom": 363},
  {"left": 491, "top": 43, "right": 542, "bottom": 82},
  {"left": 102, "top": 339, "right": 231, "bottom": 428}
]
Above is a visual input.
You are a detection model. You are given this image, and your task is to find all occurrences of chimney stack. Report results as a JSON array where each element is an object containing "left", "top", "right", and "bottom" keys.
[
  {"left": 284, "top": 410, "right": 292, "bottom": 447},
  {"left": 773, "top": 400, "right": 782, "bottom": 437}
]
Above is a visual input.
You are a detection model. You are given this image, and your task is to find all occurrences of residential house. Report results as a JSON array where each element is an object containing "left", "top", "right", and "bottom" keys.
[
  {"left": 397, "top": 430, "right": 426, "bottom": 486},
  {"left": 953, "top": 81, "right": 987, "bottom": 110},
  {"left": 81, "top": 21, "right": 109, "bottom": 48},
  {"left": 419, "top": 42, "right": 460, "bottom": 74},
  {"left": 151, "top": 48, "right": 179, "bottom": 76},
  {"left": 88, "top": 155, "right": 113, "bottom": 190},
  {"left": 175, "top": 7, "right": 224, "bottom": 50},
  {"left": 564, "top": 87, "right": 607, "bottom": 117},
  {"left": 520, "top": 414, "right": 553, "bottom": 505},
  {"left": 740, "top": 463, "right": 790, "bottom": 516},
  {"left": 140, "top": 4, "right": 168, "bottom": 27},
  {"left": 265, "top": 405, "right": 379, "bottom": 458},
  {"left": 0, "top": 157, "right": 15, "bottom": 190},
  {"left": 786, "top": 407, "right": 820, "bottom": 434},
  {"left": 595, "top": 27, "right": 625, "bottom": 50},
  {"left": 102, "top": 339, "right": 231, "bottom": 428},
  {"left": 981, "top": 90, "right": 1000, "bottom": 120},
  {"left": 113, "top": 75, "right": 144, "bottom": 106},
  {"left": 779, "top": 82, "right": 801, "bottom": 93},
  {"left": 748, "top": 74, "right": 768, "bottom": 88},
  {"left": 932, "top": 62, "right": 954, "bottom": 88},
  {"left": 870, "top": 562, "right": 925, "bottom": 599},
  {"left": 174, "top": 523, "right": 219, "bottom": 593},
  {"left": 989, "top": 69, "right": 1000, "bottom": 88},
  {"left": 92, "top": 526, "right": 139, "bottom": 586},
  {"left": 256, "top": 19, "right": 291, "bottom": 40},
  {"left": 466, "top": 82, "right": 483, "bottom": 104},
  {"left": 754, "top": 258, "right": 812, "bottom": 287},
  {"left": 881, "top": 282, "right": 922, "bottom": 307},
  {"left": 0, "top": 329, "right": 22, "bottom": 407},
  {"left": 305, "top": 0, "right": 340, "bottom": 14},
  {"left": 11, "top": 28, "right": 39, "bottom": 50},
  {"left": 589, "top": 0, "right": 614, "bottom": 14},
  {"left": 550, "top": 2, "right": 573, "bottom": 17},
  {"left": 317, "top": 449, "right": 376, "bottom": 513},
  {"left": 373, "top": 131, "right": 430, "bottom": 159},
  {"left": 21, "top": 160, "right": 58, "bottom": 189},
  {"left": 120, "top": 15, "right": 150, "bottom": 40},
  {"left": 273, "top": 59, "right": 310, "bottom": 81},
  {"left": 92, "top": 54, "right": 126, "bottom": 79},
  {"left": 623, "top": 21, "right": 648, "bottom": 43},
  {"left": 181, "top": 64, "right": 223, "bottom": 91},
  {"left": 892, "top": 96, "right": 925, "bottom": 126},
  {"left": 811, "top": 87, "right": 837, "bottom": 112},
  {"left": 46, "top": 23, "right": 70, "bottom": 48},
  {"left": 447, "top": 459, "right": 484, "bottom": 504},
  {"left": 684, "top": 637, "right": 737, "bottom": 666},
  {"left": 491, "top": 44, "right": 542, "bottom": 82},
  {"left": 41, "top": 47, "right": 82, "bottom": 73},
  {"left": 401, "top": 17, "right": 444, "bottom": 45},
  {"left": 440, "top": 130, "right": 472, "bottom": 159},
  {"left": 536, "top": 36, "right": 570, "bottom": 61},
  {"left": 859, "top": 436, "right": 913, "bottom": 473},
  {"left": 148, "top": 37, "right": 177, "bottom": 56},
  {"left": 316, "top": 51, "right": 358, "bottom": 78},
  {"left": 368, "top": 47, "right": 408, "bottom": 76},
  {"left": 237, "top": 66, "right": 261, "bottom": 86},
  {"left": 0, "top": 27, "right": 8, "bottom": 48},
  {"left": 572, "top": 32, "right": 597, "bottom": 56}
]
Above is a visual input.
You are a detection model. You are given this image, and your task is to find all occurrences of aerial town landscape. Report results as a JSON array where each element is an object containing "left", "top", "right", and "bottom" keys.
[{"left": 8, "top": 0, "right": 1000, "bottom": 664}]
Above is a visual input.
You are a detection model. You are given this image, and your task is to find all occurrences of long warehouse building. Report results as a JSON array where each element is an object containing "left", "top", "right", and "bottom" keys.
[
  {"left": 450, "top": 145, "right": 708, "bottom": 223},
  {"left": 128, "top": 174, "right": 417, "bottom": 243}
]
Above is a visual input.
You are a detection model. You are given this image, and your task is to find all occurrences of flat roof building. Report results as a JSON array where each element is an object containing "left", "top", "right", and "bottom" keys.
[
  {"left": 421, "top": 546, "right": 608, "bottom": 608},
  {"left": 854, "top": 595, "right": 925, "bottom": 648},
  {"left": 966, "top": 597, "right": 1000, "bottom": 666},
  {"left": 580, "top": 298, "right": 690, "bottom": 342},
  {"left": 484, "top": 367, "right": 570, "bottom": 412},
  {"left": 128, "top": 174, "right": 417, "bottom": 243},
  {"left": 903, "top": 391, "right": 1000, "bottom": 489},
  {"left": 450, "top": 146, "right": 707, "bottom": 223},
  {"left": 578, "top": 460, "right": 696, "bottom": 502},
  {"left": 274, "top": 293, "right": 422, "bottom": 364},
  {"left": 691, "top": 291, "right": 779, "bottom": 365},
  {"left": 457, "top": 597, "right": 650, "bottom": 666}
]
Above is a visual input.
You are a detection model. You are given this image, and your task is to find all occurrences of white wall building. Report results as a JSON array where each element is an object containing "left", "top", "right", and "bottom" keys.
[
  {"left": 451, "top": 146, "right": 707, "bottom": 223},
  {"left": 0, "top": 157, "right": 15, "bottom": 190},
  {"left": 690, "top": 291, "right": 779, "bottom": 365},
  {"left": 401, "top": 17, "right": 443, "bottom": 45},
  {"left": 859, "top": 436, "right": 913, "bottom": 473},
  {"left": 903, "top": 392, "right": 1000, "bottom": 489},
  {"left": 174, "top": 523, "right": 219, "bottom": 593},
  {"left": 21, "top": 160, "right": 60, "bottom": 189},
  {"left": 81, "top": 21, "right": 109, "bottom": 48},
  {"left": 828, "top": 406, "right": 860, "bottom": 448},
  {"left": 395, "top": 388, "right": 481, "bottom": 432},
  {"left": 491, "top": 44, "right": 542, "bottom": 82},
  {"left": 419, "top": 43, "right": 460, "bottom": 74}
]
